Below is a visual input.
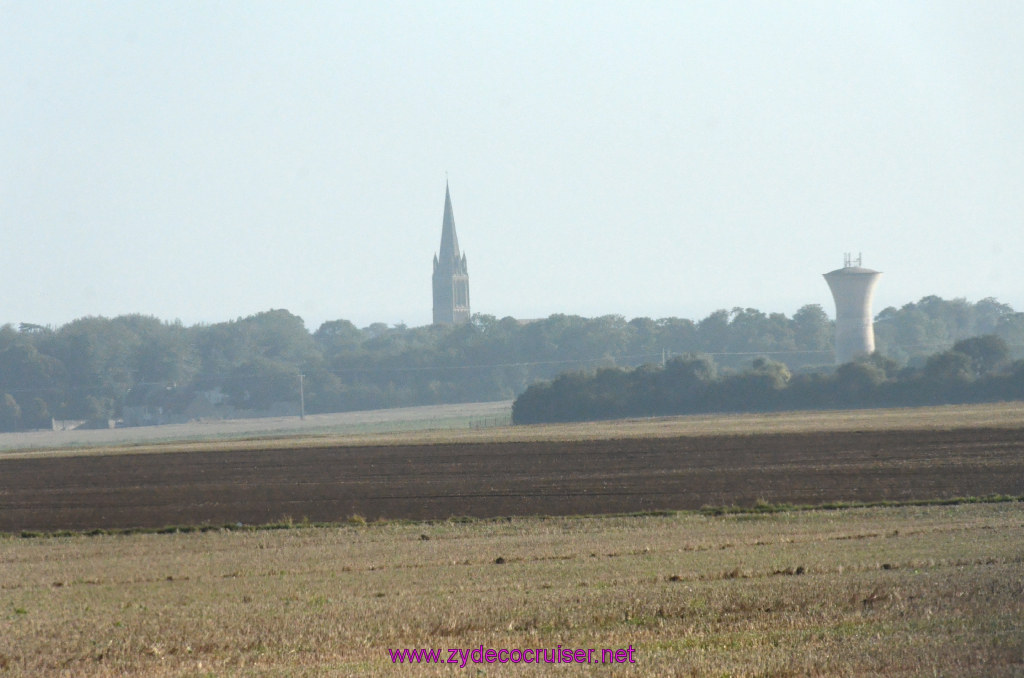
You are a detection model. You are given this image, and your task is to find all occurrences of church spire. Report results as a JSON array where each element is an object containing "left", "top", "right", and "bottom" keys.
[
  {"left": 437, "top": 181, "right": 461, "bottom": 265},
  {"left": 432, "top": 181, "right": 471, "bottom": 325}
]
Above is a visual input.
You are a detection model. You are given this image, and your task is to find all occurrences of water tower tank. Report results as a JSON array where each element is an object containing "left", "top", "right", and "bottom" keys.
[{"left": 823, "top": 254, "right": 882, "bottom": 365}]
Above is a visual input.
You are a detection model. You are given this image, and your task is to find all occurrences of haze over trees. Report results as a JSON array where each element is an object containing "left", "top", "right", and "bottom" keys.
[
  {"left": 0, "top": 297, "right": 1022, "bottom": 431},
  {"left": 512, "top": 335, "right": 1024, "bottom": 425}
]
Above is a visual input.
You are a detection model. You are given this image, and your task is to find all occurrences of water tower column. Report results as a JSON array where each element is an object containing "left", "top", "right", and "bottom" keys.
[{"left": 823, "top": 254, "right": 882, "bottom": 364}]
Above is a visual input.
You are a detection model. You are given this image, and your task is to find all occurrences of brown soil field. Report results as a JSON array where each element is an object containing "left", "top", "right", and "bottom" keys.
[{"left": 2, "top": 426, "right": 1022, "bottom": 532}]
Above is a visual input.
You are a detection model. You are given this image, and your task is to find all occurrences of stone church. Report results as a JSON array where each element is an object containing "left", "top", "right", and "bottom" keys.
[{"left": 432, "top": 183, "right": 471, "bottom": 325}]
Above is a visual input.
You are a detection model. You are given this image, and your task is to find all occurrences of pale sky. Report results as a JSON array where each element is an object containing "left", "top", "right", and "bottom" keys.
[{"left": 2, "top": 1, "right": 1022, "bottom": 331}]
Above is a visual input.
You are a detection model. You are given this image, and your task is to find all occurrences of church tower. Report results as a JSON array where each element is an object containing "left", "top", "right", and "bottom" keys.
[{"left": 432, "top": 182, "right": 471, "bottom": 325}]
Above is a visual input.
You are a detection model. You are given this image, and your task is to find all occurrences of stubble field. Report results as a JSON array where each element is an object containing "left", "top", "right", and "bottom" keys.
[
  {"left": 1, "top": 503, "right": 1022, "bottom": 676},
  {"left": 1, "top": 403, "right": 1023, "bottom": 676}
]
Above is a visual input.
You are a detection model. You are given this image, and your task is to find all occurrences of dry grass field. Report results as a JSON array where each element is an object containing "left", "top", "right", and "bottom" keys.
[
  {"left": 1, "top": 503, "right": 1022, "bottom": 677},
  {"left": 0, "top": 401, "right": 514, "bottom": 456}
]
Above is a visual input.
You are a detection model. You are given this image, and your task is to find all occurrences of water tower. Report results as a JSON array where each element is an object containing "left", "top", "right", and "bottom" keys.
[{"left": 823, "top": 254, "right": 882, "bottom": 364}]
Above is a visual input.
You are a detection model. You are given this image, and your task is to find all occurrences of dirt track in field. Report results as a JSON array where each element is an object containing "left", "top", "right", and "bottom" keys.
[{"left": 2, "top": 427, "right": 1022, "bottom": 532}]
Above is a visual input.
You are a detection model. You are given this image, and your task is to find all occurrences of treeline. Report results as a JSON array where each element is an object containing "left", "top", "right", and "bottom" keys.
[
  {"left": 0, "top": 296, "right": 1021, "bottom": 430},
  {"left": 512, "top": 335, "right": 1024, "bottom": 424}
]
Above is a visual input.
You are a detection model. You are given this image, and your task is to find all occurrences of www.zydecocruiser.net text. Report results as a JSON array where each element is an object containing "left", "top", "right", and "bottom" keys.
[{"left": 388, "top": 645, "right": 638, "bottom": 667}]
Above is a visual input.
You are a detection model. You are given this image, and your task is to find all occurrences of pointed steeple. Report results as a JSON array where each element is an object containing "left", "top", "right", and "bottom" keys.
[
  {"left": 432, "top": 181, "right": 471, "bottom": 325},
  {"left": 437, "top": 181, "right": 461, "bottom": 266}
]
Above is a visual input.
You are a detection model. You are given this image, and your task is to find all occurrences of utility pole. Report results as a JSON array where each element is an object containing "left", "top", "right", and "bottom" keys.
[{"left": 298, "top": 373, "right": 305, "bottom": 420}]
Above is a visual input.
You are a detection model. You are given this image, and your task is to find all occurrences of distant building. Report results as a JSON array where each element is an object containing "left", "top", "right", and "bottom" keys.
[
  {"left": 432, "top": 183, "right": 471, "bottom": 325},
  {"left": 823, "top": 254, "right": 882, "bottom": 364}
]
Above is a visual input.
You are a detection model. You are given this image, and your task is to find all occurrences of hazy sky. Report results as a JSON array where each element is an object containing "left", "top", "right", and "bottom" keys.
[{"left": 2, "top": 1, "right": 1022, "bottom": 331}]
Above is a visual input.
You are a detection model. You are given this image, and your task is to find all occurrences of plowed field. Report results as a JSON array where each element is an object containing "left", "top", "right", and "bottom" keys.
[{"left": 2, "top": 427, "right": 1022, "bottom": 532}]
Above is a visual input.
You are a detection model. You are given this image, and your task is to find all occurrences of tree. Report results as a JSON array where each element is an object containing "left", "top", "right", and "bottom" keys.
[
  {"left": 656, "top": 317, "right": 698, "bottom": 355},
  {"left": 242, "top": 309, "right": 318, "bottom": 364},
  {"left": 974, "top": 297, "right": 1014, "bottom": 335},
  {"left": 834, "top": 362, "right": 887, "bottom": 405},
  {"left": 53, "top": 317, "right": 137, "bottom": 415},
  {"left": 314, "top": 319, "right": 364, "bottom": 357},
  {"left": 859, "top": 351, "right": 901, "bottom": 379},
  {"left": 923, "top": 350, "right": 974, "bottom": 384},
  {"left": 655, "top": 354, "right": 715, "bottom": 413},
  {"left": 223, "top": 358, "right": 298, "bottom": 411},
  {"left": 0, "top": 394, "right": 21, "bottom": 431},
  {"left": 793, "top": 304, "right": 832, "bottom": 352},
  {"left": 129, "top": 318, "right": 197, "bottom": 385},
  {"left": 23, "top": 397, "right": 51, "bottom": 429},
  {"left": 512, "top": 330, "right": 1024, "bottom": 424},
  {"left": 706, "top": 358, "right": 789, "bottom": 412},
  {"left": 81, "top": 394, "right": 115, "bottom": 421},
  {"left": 952, "top": 335, "right": 1010, "bottom": 377},
  {"left": 627, "top": 317, "right": 660, "bottom": 358},
  {"left": 697, "top": 310, "right": 730, "bottom": 354},
  {"left": 0, "top": 343, "right": 66, "bottom": 395},
  {"left": 750, "top": 357, "right": 791, "bottom": 388},
  {"left": 874, "top": 296, "right": 1020, "bottom": 364}
]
